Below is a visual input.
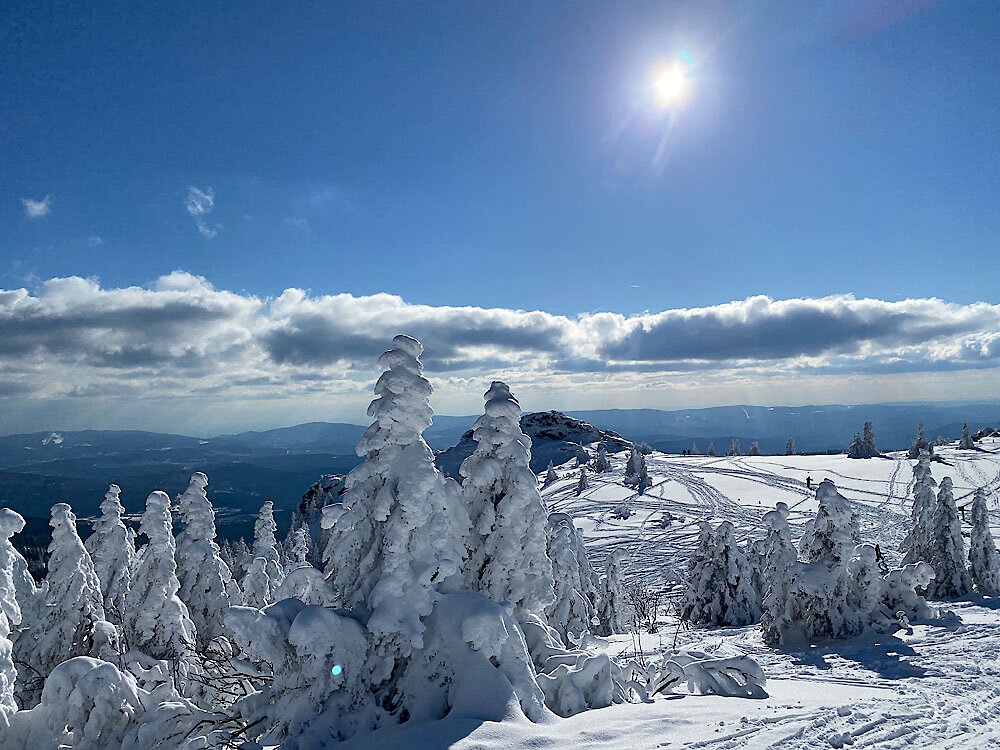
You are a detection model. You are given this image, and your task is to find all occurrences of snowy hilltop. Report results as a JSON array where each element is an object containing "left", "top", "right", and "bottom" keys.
[
  {"left": 436, "top": 409, "right": 632, "bottom": 478},
  {"left": 1, "top": 335, "right": 999, "bottom": 749}
]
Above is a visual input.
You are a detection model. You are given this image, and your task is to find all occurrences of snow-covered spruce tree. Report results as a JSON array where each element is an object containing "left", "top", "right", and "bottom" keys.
[
  {"left": 681, "top": 521, "right": 759, "bottom": 627},
  {"left": 1, "top": 509, "right": 25, "bottom": 728},
  {"left": 542, "top": 461, "right": 559, "bottom": 488},
  {"left": 692, "top": 441, "right": 699, "bottom": 455},
  {"left": 799, "top": 480, "right": 860, "bottom": 565},
  {"left": 908, "top": 422, "right": 933, "bottom": 459},
  {"left": 322, "top": 335, "right": 470, "bottom": 688},
  {"left": 241, "top": 556, "right": 273, "bottom": 610},
  {"left": 862, "top": 421, "right": 878, "bottom": 457},
  {"left": 747, "top": 537, "right": 766, "bottom": 601},
  {"left": 707, "top": 441, "right": 717, "bottom": 457},
  {"left": 902, "top": 452, "right": 936, "bottom": 566},
  {"left": 727, "top": 439, "right": 741, "bottom": 457},
  {"left": 575, "top": 468, "right": 588, "bottom": 496},
  {"left": 545, "top": 513, "right": 597, "bottom": 643},
  {"left": 960, "top": 421, "right": 976, "bottom": 450},
  {"left": 595, "top": 549, "right": 631, "bottom": 635},
  {"left": 459, "top": 381, "right": 554, "bottom": 619},
  {"left": 175, "top": 472, "right": 240, "bottom": 650},
  {"left": 748, "top": 441, "right": 763, "bottom": 456},
  {"left": 846, "top": 433, "right": 865, "bottom": 459},
  {"left": 926, "top": 476, "right": 971, "bottom": 599},
  {"left": 124, "top": 491, "right": 197, "bottom": 668},
  {"left": 85, "top": 484, "right": 135, "bottom": 628},
  {"left": 785, "top": 436, "right": 795, "bottom": 455},
  {"left": 969, "top": 488, "right": 1000, "bottom": 595},
  {"left": 287, "top": 524, "right": 312, "bottom": 569},
  {"left": 591, "top": 442, "right": 612, "bottom": 473},
  {"left": 242, "top": 500, "right": 283, "bottom": 602},
  {"left": 759, "top": 502, "right": 797, "bottom": 645},
  {"left": 14, "top": 503, "right": 111, "bottom": 708},
  {"left": 624, "top": 446, "right": 651, "bottom": 494}
]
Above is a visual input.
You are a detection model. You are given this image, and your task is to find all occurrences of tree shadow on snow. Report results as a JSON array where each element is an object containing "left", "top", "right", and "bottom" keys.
[{"left": 780, "top": 632, "right": 926, "bottom": 681}]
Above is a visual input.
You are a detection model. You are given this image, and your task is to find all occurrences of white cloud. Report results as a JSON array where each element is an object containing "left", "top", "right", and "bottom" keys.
[
  {"left": 185, "top": 187, "right": 219, "bottom": 239},
  {"left": 21, "top": 196, "right": 51, "bottom": 219},
  {"left": 0, "top": 274, "right": 998, "bottom": 433}
]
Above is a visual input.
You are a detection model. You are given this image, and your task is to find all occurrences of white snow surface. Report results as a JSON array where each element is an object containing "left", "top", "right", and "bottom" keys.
[{"left": 343, "top": 438, "right": 1000, "bottom": 749}]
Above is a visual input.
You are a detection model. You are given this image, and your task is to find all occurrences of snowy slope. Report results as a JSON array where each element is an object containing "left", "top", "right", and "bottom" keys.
[{"left": 342, "top": 439, "right": 1000, "bottom": 749}]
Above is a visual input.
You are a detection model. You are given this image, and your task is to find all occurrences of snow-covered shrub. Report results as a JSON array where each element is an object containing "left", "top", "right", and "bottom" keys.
[
  {"left": 681, "top": 521, "right": 759, "bottom": 627},
  {"left": 648, "top": 650, "right": 766, "bottom": 699},
  {"left": 881, "top": 561, "right": 935, "bottom": 624},
  {"left": 595, "top": 549, "right": 632, "bottom": 635},
  {"left": 545, "top": 513, "right": 597, "bottom": 643},
  {"left": 322, "top": 335, "right": 470, "bottom": 688},
  {"left": 748, "top": 441, "right": 763, "bottom": 456},
  {"left": 124, "top": 491, "right": 197, "bottom": 673},
  {"left": 575, "top": 468, "right": 588, "bottom": 495},
  {"left": 969, "top": 488, "right": 1000, "bottom": 595},
  {"left": 459, "top": 381, "right": 554, "bottom": 620},
  {"left": 175, "top": 472, "right": 240, "bottom": 649},
  {"left": 591, "top": 442, "right": 612, "bottom": 472},
  {"left": 14, "top": 503, "right": 111, "bottom": 708},
  {"left": 271, "top": 564, "right": 337, "bottom": 606},
  {"left": 226, "top": 599, "right": 377, "bottom": 747},
  {"left": 846, "top": 433, "right": 864, "bottom": 459},
  {"left": 926, "top": 476, "right": 971, "bottom": 599},
  {"left": 85, "top": 484, "right": 135, "bottom": 628},
  {"left": 624, "top": 446, "right": 651, "bottom": 493},
  {"left": 0, "top": 509, "right": 25, "bottom": 728}
]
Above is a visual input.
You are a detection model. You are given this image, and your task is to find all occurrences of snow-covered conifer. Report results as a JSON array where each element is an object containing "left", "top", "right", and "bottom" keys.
[
  {"left": 902, "top": 453, "right": 936, "bottom": 567},
  {"left": 968, "top": 488, "right": 1000, "bottom": 595},
  {"left": 799, "top": 479, "right": 859, "bottom": 566},
  {"left": 692, "top": 441, "right": 699, "bottom": 455},
  {"left": 926, "top": 477, "right": 971, "bottom": 599},
  {"left": 175, "top": 472, "right": 239, "bottom": 649},
  {"left": 545, "top": 513, "right": 596, "bottom": 642},
  {"left": 846, "top": 433, "right": 865, "bottom": 459},
  {"left": 246, "top": 501, "right": 283, "bottom": 591},
  {"left": 862, "top": 421, "right": 878, "bottom": 457},
  {"left": 460, "top": 381, "right": 554, "bottom": 619},
  {"left": 748, "top": 441, "right": 763, "bottom": 456},
  {"left": 908, "top": 422, "right": 933, "bottom": 459},
  {"left": 575, "top": 468, "right": 588, "bottom": 496},
  {"left": 727, "top": 439, "right": 741, "bottom": 457},
  {"left": 322, "top": 335, "right": 470, "bottom": 684},
  {"left": 595, "top": 549, "right": 631, "bottom": 636},
  {"left": 785, "top": 436, "right": 795, "bottom": 455},
  {"left": 960, "top": 421, "right": 976, "bottom": 450},
  {"left": 14, "top": 504, "right": 109, "bottom": 707},
  {"left": 124, "top": 491, "right": 196, "bottom": 665},
  {"left": 241, "top": 557, "right": 274, "bottom": 609},
  {"left": 288, "top": 524, "right": 312, "bottom": 568},
  {"left": 707, "top": 441, "right": 717, "bottom": 457},
  {"left": 682, "top": 521, "right": 759, "bottom": 626},
  {"left": 591, "top": 443, "right": 612, "bottom": 473},
  {"left": 85, "top": 484, "right": 135, "bottom": 628},
  {"left": 1, "top": 509, "right": 25, "bottom": 727},
  {"left": 543, "top": 461, "right": 559, "bottom": 488},
  {"left": 760, "top": 502, "right": 797, "bottom": 644},
  {"left": 624, "top": 446, "right": 651, "bottom": 494}
]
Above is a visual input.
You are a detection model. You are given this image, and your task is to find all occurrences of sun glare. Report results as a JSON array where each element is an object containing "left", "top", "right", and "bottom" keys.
[{"left": 652, "top": 64, "right": 688, "bottom": 108}]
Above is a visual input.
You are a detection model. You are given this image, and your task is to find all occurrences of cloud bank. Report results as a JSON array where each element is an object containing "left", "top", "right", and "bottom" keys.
[{"left": 1, "top": 273, "right": 998, "bottom": 434}]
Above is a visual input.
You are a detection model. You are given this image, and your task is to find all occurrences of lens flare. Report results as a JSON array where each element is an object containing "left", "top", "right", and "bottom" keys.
[{"left": 331, "top": 664, "right": 343, "bottom": 677}]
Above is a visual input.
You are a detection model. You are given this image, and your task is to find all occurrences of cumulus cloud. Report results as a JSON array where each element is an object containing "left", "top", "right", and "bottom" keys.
[
  {"left": 21, "top": 195, "right": 52, "bottom": 219},
  {"left": 1, "top": 275, "right": 998, "bottom": 433},
  {"left": 185, "top": 187, "right": 219, "bottom": 238}
]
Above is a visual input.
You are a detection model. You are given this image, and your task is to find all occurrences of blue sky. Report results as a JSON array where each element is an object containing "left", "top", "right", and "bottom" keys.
[
  {"left": 5, "top": 0, "right": 999, "bottom": 312},
  {"left": 2, "top": 1, "right": 999, "bottom": 433}
]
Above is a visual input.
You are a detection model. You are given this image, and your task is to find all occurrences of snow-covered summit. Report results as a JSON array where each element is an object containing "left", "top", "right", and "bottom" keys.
[{"left": 437, "top": 410, "right": 631, "bottom": 477}]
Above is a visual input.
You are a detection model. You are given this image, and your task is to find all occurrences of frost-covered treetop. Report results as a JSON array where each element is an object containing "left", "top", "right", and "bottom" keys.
[
  {"left": 140, "top": 490, "right": 174, "bottom": 547},
  {"left": 357, "top": 334, "right": 434, "bottom": 456},
  {"left": 0, "top": 508, "right": 24, "bottom": 540},
  {"left": 798, "top": 479, "right": 857, "bottom": 566},
  {"left": 178, "top": 472, "right": 215, "bottom": 541},
  {"left": 97, "top": 485, "right": 125, "bottom": 523}
]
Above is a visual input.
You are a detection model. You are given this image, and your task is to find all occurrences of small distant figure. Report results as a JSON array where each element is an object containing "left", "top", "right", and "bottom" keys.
[
  {"left": 874, "top": 543, "right": 888, "bottom": 574},
  {"left": 806, "top": 475, "right": 812, "bottom": 490}
]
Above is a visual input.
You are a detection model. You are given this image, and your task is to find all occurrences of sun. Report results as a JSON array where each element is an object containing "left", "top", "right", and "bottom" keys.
[{"left": 652, "top": 64, "right": 688, "bottom": 108}]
